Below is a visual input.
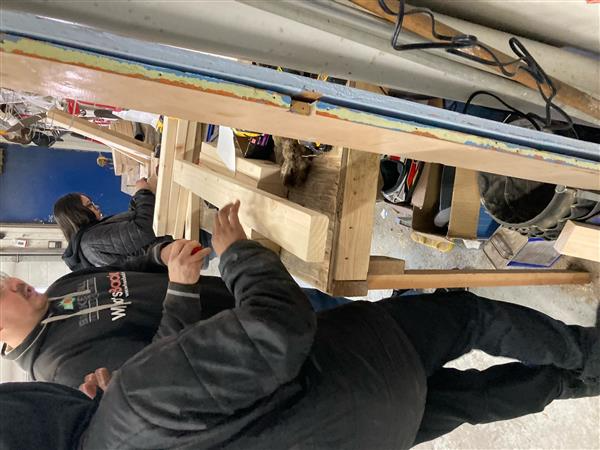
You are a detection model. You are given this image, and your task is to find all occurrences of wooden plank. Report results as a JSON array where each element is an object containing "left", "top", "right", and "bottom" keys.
[
  {"left": 366, "top": 269, "right": 591, "bottom": 290},
  {"left": 332, "top": 149, "right": 380, "bottom": 280},
  {"left": 200, "top": 140, "right": 285, "bottom": 252},
  {"left": 47, "top": 109, "right": 153, "bottom": 162},
  {"left": 120, "top": 158, "right": 141, "bottom": 195},
  {"left": 363, "top": 255, "right": 407, "bottom": 292},
  {"left": 111, "top": 148, "right": 124, "bottom": 176},
  {"left": 554, "top": 221, "right": 600, "bottom": 262},
  {"left": 172, "top": 184, "right": 189, "bottom": 239},
  {"left": 177, "top": 121, "right": 204, "bottom": 240},
  {"left": 4, "top": 40, "right": 598, "bottom": 190},
  {"left": 173, "top": 160, "right": 328, "bottom": 262},
  {"left": 167, "top": 119, "right": 190, "bottom": 237},
  {"left": 153, "top": 117, "right": 178, "bottom": 236},
  {"left": 348, "top": 0, "right": 600, "bottom": 121},
  {"left": 199, "top": 207, "right": 217, "bottom": 234},
  {"left": 330, "top": 280, "right": 369, "bottom": 297},
  {"left": 200, "top": 142, "right": 285, "bottom": 196},
  {"left": 184, "top": 191, "right": 201, "bottom": 241},
  {"left": 280, "top": 148, "right": 346, "bottom": 290}
]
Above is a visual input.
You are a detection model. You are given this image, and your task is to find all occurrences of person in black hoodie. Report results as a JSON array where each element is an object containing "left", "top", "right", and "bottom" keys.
[
  {"left": 0, "top": 201, "right": 598, "bottom": 449},
  {"left": 0, "top": 204, "right": 344, "bottom": 387},
  {"left": 54, "top": 177, "right": 167, "bottom": 271},
  {"left": 0, "top": 233, "right": 221, "bottom": 388}
]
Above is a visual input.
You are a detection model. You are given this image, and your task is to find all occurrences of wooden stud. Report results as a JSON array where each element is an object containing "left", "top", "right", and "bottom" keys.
[
  {"left": 330, "top": 280, "right": 369, "bottom": 297},
  {"left": 184, "top": 191, "right": 201, "bottom": 241},
  {"left": 47, "top": 109, "right": 153, "bottom": 162},
  {"left": 111, "top": 148, "right": 124, "bottom": 176},
  {"left": 332, "top": 149, "right": 381, "bottom": 280},
  {"left": 367, "top": 269, "right": 591, "bottom": 290},
  {"left": 280, "top": 147, "right": 347, "bottom": 290},
  {"left": 200, "top": 142, "right": 284, "bottom": 194},
  {"left": 554, "top": 220, "right": 600, "bottom": 262},
  {"left": 200, "top": 140, "right": 286, "bottom": 251},
  {"left": 173, "top": 160, "right": 329, "bottom": 262},
  {"left": 165, "top": 119, "right": 189, "bottom": 236},
  {"left": 153, "top": 117, "right": 178, "bottom": 236}
]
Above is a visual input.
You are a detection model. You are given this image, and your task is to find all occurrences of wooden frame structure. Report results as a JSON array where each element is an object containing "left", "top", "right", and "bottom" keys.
[
  {"left": 1, "top": 32, "right": 598, "bottom": 189},
  {"left": 0, "top": 22, "right": 595, "bottom": 294}
]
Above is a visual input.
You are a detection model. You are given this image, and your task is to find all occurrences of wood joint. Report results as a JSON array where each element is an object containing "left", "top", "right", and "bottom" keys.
[{"left": 290, "top": 100, "right": 316, "bottom": 116}]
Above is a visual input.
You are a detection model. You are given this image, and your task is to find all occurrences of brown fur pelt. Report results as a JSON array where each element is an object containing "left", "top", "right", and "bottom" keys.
[{"left": 272, "top": 136, "right": 313, "bottom": 187}]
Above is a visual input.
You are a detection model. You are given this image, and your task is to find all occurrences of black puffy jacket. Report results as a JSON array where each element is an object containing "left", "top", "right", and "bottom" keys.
[
  {"left": 79, "top": 241, "right": 426, "bottom": 449},
  {"left": 0, "top": 242, "right": 426, "bottom": 450},
  {"left": 62, "top": 189, "right": 164, "bottom": 270}
]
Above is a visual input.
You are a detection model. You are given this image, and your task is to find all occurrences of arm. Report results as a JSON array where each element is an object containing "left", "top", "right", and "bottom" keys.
[
  {"left": 112, "top": 237, "right": 173, "bottom": 272},
  {"left": 114, "top": 187, "right": 158, "bottom": 254},
  {"left": 152, "top": 281, "right": 201, "bottom": 340},
  {"left": 112, "top": 203, "right": 316, "bottom": 426}
]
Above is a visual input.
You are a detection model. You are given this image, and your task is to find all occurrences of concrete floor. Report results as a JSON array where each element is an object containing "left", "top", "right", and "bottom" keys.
[{"left": 370, "top": 202, "right": 600, "bottom": 450}]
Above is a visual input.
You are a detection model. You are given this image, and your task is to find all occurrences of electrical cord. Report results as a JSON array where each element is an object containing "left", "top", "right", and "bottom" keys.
[
  {"left": 462, "top": 91, "right": 542, "bottom": 131},
  {"left": 378, "top": 0, "right": 579, "bottom": 138}
]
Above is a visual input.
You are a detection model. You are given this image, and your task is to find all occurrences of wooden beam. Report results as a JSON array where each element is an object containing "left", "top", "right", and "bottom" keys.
[
  {"left": 279, "top": 147, "right": 347, "bottom": 291},
  {"left": 200, "top": 142, "right": 286, "bottom": 196},
  {"left": 200, "top": 140, "right": 286, "bottom": 252},
  {"left": 4, "top": 37, "right": 598, "bottom": 190},
  {"left": 111, "top": 148, "right": 124, "bottom": 176},
  {"left": 178, "top": 121, "right": 203, "bottom": 240},
  {"left": 329, "top": 256, "right": 409, "bottom": 296},
  {"left": 366, "top": 269, "right": 591, "bottom": 290},
  {"left": 47, "top": 109, "right": 153, "bottom": 162},
  {"left": 332, "top": 149, "right": 380, "bottom": 280},
  {"left": 173, "top": 160, "right": 328, "bottom": 262},
  {"left": 153, "top": 117, "right": 178, "bottom": 236},
  {"left": 167, "top": 119, "right": 189, "bottom": 237},
  {"left": 184, "top": 191, "right": 201, "bottom": 242},
  {"left": 554, "top": 221, "right": 600, "bottom": 263},
  {"left": 348, "top": 0, "right": 600, "bottom": 121}
]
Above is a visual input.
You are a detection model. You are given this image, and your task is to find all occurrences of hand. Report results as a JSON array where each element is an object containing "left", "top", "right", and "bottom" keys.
[
  {"left": 146, "top": 175, "right": 158, "bottom": 193},
  {"left": 212, "top": 200, "right": 247, "bottom": 256},
  {"left": 79, "top": 367, "right": 112, "bottom": 399},
  {"left": 166, "top": 239, "right": 212, "bottom": 285},
  {"left": 135, "top": 177, "right": 151, "bottom": 192}
]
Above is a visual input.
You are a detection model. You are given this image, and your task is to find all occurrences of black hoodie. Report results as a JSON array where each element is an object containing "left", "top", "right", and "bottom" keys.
[
  {"left": 62, "top": 189, "right": 162, "bottom": 271},
  {"left": 0, "top": 241, "right": 427, "bottom": 450},
  {"left": 2, "top": 240, "right": 235, "bottom": 388}
]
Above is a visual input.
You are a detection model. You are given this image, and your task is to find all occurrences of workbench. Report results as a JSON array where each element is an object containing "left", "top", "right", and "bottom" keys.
[{"left": 1, "top": 14, "right": 597, "bottom": 294}]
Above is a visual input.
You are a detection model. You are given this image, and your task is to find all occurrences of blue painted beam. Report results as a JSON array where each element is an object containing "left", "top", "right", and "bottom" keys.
[{"left": 1, "top": 11, "right": 598, "bottom": 163}]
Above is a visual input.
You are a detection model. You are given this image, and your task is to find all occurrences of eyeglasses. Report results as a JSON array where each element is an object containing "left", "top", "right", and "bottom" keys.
[{"left": 83, "top": 200, "right": 99, "bottom": 210}]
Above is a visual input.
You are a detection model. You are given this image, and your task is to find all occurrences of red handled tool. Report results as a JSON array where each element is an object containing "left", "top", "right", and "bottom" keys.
[{"left": 191, "top": 246, "right": 203, "bottom": 255}]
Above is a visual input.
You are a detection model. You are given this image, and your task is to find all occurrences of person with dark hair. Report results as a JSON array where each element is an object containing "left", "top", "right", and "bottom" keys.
[
  {"left": 0, "top": 202, "right": 598, "bottom": 450},
  {"left": 53, "top": 177, "right": 165, "bottom": 271}
]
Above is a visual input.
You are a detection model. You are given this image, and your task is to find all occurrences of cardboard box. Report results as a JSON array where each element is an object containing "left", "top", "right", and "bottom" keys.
[{"left": 411, "top": 163, "right": 498, "bottom": 247}]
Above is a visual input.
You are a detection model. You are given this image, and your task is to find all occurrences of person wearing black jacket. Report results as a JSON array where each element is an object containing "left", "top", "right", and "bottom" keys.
[
  {"left": 0, "top": 201, "right": 598, "bottom": 449},
  {"left": 54, "top": 177, "right": 165, "bottom": 271},
  {"left": 0, "top": 217, "right": 339, "bottom": 388},
  {"left": 0, "top": 235, "right": 221, "bottom": 388}
]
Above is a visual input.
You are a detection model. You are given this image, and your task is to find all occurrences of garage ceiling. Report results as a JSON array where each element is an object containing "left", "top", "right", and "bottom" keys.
[{"left": 413, "top": 0, "right": 600, "bottom": 54}]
